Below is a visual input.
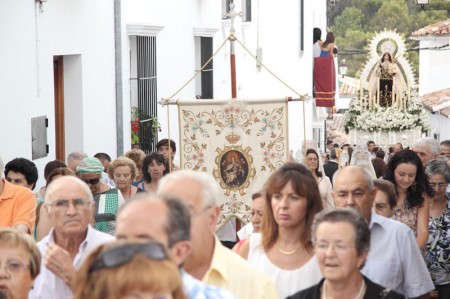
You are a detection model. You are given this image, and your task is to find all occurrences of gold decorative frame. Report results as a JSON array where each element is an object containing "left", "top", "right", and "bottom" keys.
[{"left": 213, "top": 145, "right": 256, "bottom": 196}]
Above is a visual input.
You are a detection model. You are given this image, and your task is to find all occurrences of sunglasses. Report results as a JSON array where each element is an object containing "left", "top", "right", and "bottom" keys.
[
  {"left": 88, "top": 242, "right": 168, "bottom": 274},
  {"left": 82, "top": 178, "right": 101, "bottom": 185}
]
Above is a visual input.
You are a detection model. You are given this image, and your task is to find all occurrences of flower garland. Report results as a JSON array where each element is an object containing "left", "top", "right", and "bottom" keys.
[{"left": 344, "top": 90, "right": 429, "bottom": 133}]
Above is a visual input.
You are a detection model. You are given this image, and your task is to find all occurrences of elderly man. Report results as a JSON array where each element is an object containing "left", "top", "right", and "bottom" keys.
[
  {"left": 66, "top": 151, "right": 87, "bottom": 173},
  {"left": 0, "top": 156, "right": 36, "bottom": 233},
  {"left": 29, "top": 176, "right": 114, "bottom": 299},
  {"left": 440, "top": 140, "right": 450, "bottom": 159},
  {"left": 116, "top": 193, "right": 235, "bottom": 298},
  {"left": 158, "top": 170, "right": 279, "bottom": 299},
  {"left": 332, "top": 166, "right": 434, "bottom": 299},
  {"left": 413, "top": 137, "right": 440, "bottom": 166}
]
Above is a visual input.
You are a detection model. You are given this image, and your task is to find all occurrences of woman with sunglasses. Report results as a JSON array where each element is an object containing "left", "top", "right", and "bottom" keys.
[
  {"left": 0, "top": 228, "right": 41, "bottom": 299},
  {"left": 74, "top": 241, "right": 185, "bottom": 299},
  {"left": 76, "top": 157, "right": 125, "bottom": 236}
]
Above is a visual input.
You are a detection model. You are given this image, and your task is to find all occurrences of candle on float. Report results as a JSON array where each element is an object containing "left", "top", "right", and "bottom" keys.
[
  {"left": 360, "top": 78, "right": 363, "bottom": 109},
  {"left": 407, "top": 82, "right": 411, "bottom": 110}
]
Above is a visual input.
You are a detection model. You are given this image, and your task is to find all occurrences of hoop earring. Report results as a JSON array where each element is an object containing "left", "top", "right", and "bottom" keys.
[{"left": 411, "top": 182, "right": 417, "bottom": 192}]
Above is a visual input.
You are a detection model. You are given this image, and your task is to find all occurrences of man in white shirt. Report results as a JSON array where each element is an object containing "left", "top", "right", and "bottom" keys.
[
  {"left": 332, "top": 166, "right": 434, "bottom": 298},
  {"left": 29, "top": 176, "right": 114, "bottom": 299}
]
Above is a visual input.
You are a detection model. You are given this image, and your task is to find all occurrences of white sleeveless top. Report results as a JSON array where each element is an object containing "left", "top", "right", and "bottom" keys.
[{"left": 247, "top": 233, "right": 323, "bottom": 299}]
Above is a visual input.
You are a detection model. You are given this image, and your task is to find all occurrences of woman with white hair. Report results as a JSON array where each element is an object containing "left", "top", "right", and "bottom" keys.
[{"left": 287, "top": 209, "right": 403, "bottom": 298}]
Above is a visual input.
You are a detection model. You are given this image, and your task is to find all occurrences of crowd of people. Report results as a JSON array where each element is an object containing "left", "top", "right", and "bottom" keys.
[{"left": 0, "top": 136, "right": 450, "bottom": 298}]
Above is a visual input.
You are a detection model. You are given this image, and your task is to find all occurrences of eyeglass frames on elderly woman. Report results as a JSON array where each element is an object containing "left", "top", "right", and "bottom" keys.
[
  {"left": 88, "top": 242, "right": 168, "bottom": 274},
  {"left": 0, "top": 261, "right": 30, "bottom": 274}
]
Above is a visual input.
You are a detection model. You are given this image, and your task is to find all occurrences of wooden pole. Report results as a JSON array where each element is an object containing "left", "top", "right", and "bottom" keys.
[{"left": 230, "top": 37, "right": 237, "bottom": 99}]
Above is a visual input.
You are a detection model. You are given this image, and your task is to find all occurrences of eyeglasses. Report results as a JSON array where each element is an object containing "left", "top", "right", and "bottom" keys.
[
  {"left": 47, "top": 198, "right": 91, "bottom": 210},
  {"left": 315, "top": 243, "right": 354, "bottom": 254},
  {"left": 0, "top": 261, "right": 30, "bottom": 274},
  {"left": 88, "top": 242, "right": 168, "bottom": 274},
  {"left": 82, "top": 178, "right": 101, "bottom": 185},
  {"left": 429, "top": 183, "right": 447, "bottom": 189},
  {"left": 188, "top": 205, "right": 212, "bottom": 218}
]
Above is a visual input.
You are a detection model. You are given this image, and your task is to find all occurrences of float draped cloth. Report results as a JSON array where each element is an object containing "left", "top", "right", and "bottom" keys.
[
  {"left": 314, "top": 56, "right": 336, "bottom": 107},
  {"left": 177, "top": 98, "right": 289, "bottom": 228}
]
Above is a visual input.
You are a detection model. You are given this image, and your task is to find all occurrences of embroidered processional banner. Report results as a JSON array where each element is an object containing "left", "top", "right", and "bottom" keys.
[{"left": 177, "top": 98, "right": 289, "bottom": 228}]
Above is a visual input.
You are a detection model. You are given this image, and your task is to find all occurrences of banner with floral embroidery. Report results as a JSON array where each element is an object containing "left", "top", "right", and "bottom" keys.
[{"left": 177, "top": 98, "right": 289, "bottom": 228}]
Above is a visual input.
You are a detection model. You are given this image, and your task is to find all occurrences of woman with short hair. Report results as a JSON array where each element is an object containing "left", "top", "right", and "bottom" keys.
[
  {"left": 0, "top": 228, "right": 41, "bottom": 299},
  {"left": 373, "top": 179, "right": 397, "bottom": 218},
  {"left": 425, "top": 159, "right": 450, "bottom": 298},
  {"left": 287, "top": 209, "right": 403, "bottom": 299},
  {"left": 108, "top": 157, "right": 143, "bottom": 201}
]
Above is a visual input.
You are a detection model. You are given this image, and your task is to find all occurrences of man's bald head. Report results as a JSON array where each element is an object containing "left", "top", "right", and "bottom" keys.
[{"left": 332, "top": 166, "right": 376, "bottom": 222}]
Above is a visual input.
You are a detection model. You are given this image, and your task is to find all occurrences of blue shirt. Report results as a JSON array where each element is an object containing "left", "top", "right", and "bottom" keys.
[
  {"left": 181, "top": 270, "right": 236, "bottom": 299},
  {"left": 361, "top": 212, "right": 434, "bottom": 297}
]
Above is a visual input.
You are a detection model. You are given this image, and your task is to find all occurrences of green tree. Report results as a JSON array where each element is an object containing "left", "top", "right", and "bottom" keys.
[
  {"left": 332, "top": 7, "right": 364, "bottom": 34},
  {"left": 328, "top": 0, "right": 450, "bottom": 79},
  {"left": 369, "top": 0, "right": 411, "bottom": 33}
]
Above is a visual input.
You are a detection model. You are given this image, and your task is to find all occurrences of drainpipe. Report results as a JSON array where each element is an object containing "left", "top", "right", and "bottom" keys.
[{"left": 114, "top": 0, "right": 124, "bottom": 156}]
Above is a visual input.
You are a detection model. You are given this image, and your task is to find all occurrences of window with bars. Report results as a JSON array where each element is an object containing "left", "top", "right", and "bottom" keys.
[
  {"left": 129, "top": 35, "right": 158, "bottom": 153},
  {"left": 299, "top": 0, "right": 304, "bottom": 55},
  {"left": 242, "top": 0, "right": 251, "bottom": 22},
  {"left": 195, "top": 36, "right": 213, "bottom": 99}
]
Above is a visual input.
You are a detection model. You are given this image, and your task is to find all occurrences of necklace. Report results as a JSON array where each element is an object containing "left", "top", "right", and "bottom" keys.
[
  {"left": 278, "top": 246, "right": 300, "bottom": 255},
  {"left": 322, "top": 278, "right": 366, "bottom": 299}
]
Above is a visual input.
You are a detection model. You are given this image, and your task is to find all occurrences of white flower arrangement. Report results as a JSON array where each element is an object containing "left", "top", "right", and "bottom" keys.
[{"left": 344, "top": 91, "right": 429, "bottom": 133}]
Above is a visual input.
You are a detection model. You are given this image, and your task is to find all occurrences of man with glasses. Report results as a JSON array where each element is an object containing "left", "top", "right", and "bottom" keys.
[
  {"left": 76, "top": 156, "right": 124, "bottom": 235},
  {"left": 0, "top": 155, "right": 36, "bottom": 234},
  {"left": 332, "top": 166, "right": 434, "bottom": 299},
  {"left": 116, "top": 194, "right": 236, "bottom": 298},
  {"left": 158, "top": 170, "right": 279, "bottom": 299},
  {"left": 29, "top": 176, "right": 114, "bottom": 299}
]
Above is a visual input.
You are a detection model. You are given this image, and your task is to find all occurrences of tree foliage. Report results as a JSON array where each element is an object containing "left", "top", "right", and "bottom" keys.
[{"left": 328, "top": 0, "right": 450, "bottom": 79}]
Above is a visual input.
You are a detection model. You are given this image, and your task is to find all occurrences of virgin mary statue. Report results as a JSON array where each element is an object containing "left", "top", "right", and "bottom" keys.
[{"left": 369, "top": 52, "right": 407, "bottom": 107}]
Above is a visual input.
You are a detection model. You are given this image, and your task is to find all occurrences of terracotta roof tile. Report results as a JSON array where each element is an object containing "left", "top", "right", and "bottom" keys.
[
  {"left": 420, "top": 87, "right": 450, "bottom": 117},
  {"left": 412, "top": 19, "right": 450, "bottom": 37}
]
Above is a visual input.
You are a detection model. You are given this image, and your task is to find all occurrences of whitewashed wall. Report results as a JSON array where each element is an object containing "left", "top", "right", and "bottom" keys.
[
  {"left": 0, "top": 0, "right": 116, "bottom": 189},
  {"left": 418, "top": 37, "right": 450, "bottom": 96},
  {"left": 429, "top": 112, "right": 450, "bottom": 142}
]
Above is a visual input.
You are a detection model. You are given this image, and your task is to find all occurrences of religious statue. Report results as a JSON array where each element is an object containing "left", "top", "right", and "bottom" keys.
[{"left": 368, "top": 51, "right": 407, "bottom": 108}]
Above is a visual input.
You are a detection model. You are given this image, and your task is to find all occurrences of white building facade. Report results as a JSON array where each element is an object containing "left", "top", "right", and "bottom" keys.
[
  {"left": 1, "top": 0, "right": 327, "bottom": 188},
  {"left": 412, "top": 19, "right": 450, "bottom": 141}
]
